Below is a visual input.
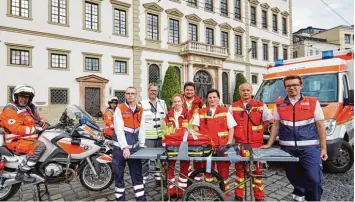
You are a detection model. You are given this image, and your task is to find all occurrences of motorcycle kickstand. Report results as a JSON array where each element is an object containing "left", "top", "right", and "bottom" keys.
[{"left": 33, "top": 183, "right": 49, "bottom": 201}]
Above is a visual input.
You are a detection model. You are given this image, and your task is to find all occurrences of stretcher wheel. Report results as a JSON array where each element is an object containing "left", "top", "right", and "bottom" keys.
[
  {"left": 187, "top": 169, "right": 224, "bottom": 191},
  {"left": 182, "top": 182, "right": 226, "bottom": 201},
  {"left": 250, "top": 165, "right": 256, "bottom": 171}
]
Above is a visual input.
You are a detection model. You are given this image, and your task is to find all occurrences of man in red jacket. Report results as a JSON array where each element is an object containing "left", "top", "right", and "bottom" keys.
[{"left": 181, "top": 82, "right": 205, "bottom": 178}]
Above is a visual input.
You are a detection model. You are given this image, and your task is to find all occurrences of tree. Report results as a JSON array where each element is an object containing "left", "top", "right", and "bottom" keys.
[
  {"left": 233, "top": 73, "right": 248, "bottom": 101},
  {"left": 161, "top": 66, "right": 181, "bottom": 109}
]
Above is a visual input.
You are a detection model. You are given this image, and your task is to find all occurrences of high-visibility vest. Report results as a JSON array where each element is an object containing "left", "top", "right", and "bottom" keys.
[
  {"left": 198, "top": 106, "right": 229, "bottom": 147},
  {"left": 140, "top": 99, "right": 167, "bottom": 139},
  {"left": 231, "top": 100, "right": 264, "bottom": 146},
  {"left": 276, "top": 95, "right": 319, "bottom": 147}
]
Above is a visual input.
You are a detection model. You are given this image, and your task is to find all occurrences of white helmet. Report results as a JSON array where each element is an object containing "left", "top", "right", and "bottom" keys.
[
  {"left": 108, "top": 96, "right": 119, "bottom": 104},
  {"left": 12, "top": 85, "right": 36, "bottom": 105}
]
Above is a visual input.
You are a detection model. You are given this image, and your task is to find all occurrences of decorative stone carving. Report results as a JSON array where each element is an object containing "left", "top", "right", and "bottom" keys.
[
  {"left": 219, "top": 23, "right": 232, "bottom": 30},
  {"left": 249, "top": 0, "right": 259, "bottom": 5},
  {"left": 281, "top": 11, "right": 289, "bottom": 17},
  {"left": 260, "top": 3, "right": 270, "bottom": 9},
  {"left": 143, "top": 2, "right": 163, "bottom": 12},
  {"left": 165, "top": 8, "right": 184, "bottom": 17},
  {"left": 271, "top": 7, "right": 281, "bottom": 13},
  {"left": 185, "top": 14, "right": 202, "bottom": 22},
  {"left": 250, "top": 35, "right": 260, "bottom": 40},
  {"left": 203, "top": 18, "right": 218, "bottom": 27},
  {"left": 110, "top": 0, "right": 131, "bottom": 8},
  {"left": 233, "top": 26, "right": 245, "bottom": 33}
]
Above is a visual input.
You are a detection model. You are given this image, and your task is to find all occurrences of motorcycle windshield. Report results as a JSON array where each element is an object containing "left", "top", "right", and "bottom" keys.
[{"left": 65, "top": 105, "right": 101, "bottom": 131}]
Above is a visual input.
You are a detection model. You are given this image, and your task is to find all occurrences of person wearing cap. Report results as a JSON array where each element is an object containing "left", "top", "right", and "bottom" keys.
[{"left": 104, "top": 97, "right": 119, "bottom": 138}]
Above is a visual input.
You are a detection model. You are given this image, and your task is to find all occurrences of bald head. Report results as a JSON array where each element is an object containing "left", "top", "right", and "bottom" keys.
[
  {"left": 239, "top": 83, "right": 253, "bottom": 102},
  {"left": 239, "top": 83, "right": 252, "bottom": 90}
]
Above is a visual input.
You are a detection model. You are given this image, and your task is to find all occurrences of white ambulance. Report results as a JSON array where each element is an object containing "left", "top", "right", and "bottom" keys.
[{"left": 255, "top": 49, "right": 354, "bottom": 173}]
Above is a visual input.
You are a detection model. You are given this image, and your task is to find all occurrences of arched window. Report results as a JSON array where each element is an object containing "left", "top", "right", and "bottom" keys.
[
  {"left": 222, "top": 72, "right": 229, "bottom": 104},
  {"left": 149, "top": 64, "right": 160, "bottom": 84},
  {"left": 194, "top": 70, "right": 212, "bottom": 100},
  {"left": 174, "top": 66, "right": 181, "bottom": 84}
]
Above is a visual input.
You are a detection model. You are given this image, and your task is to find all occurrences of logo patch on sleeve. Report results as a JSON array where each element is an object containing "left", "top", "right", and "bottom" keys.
[{"left": 8, "top": 119, "right": 16, "bottom": 125}]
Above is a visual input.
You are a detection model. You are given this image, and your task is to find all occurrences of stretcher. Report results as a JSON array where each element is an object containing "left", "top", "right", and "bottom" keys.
[{"left": 131, "top": 146, "right": 298, "bottom": 201}]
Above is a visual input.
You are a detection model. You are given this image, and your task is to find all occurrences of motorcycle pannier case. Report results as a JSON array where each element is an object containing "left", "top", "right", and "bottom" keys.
[{"left": 164, "top": 128, "right": 212, "bottom": 157}]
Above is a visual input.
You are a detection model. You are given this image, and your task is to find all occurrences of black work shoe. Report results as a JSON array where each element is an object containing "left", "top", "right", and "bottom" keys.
[
  {"left": 235, "top": 196, "right": 243, "bottom": 201},
  {"left": 15, "top": 171, "right": 36, "bottom": 184}
]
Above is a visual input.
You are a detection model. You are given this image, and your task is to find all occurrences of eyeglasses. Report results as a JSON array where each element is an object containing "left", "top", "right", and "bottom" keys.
[
  {"left": 285, "top": 84, "right": 301, "bottom": 88},
  {"left": 125, "top": 93, "right": 136, "bottom": 95}
]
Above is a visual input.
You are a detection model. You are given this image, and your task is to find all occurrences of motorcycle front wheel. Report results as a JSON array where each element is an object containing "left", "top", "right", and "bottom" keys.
[
  {"left": 0, "top": 182, "right": 21, "bottom": 201},
  {"left": 79, "top": 163, "right": 113, "bottom": 191}
]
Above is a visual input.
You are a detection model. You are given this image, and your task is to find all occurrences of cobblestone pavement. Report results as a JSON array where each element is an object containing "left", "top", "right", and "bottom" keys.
[{"left": 8, "top": 164, "right": 353, "bottom": 201}]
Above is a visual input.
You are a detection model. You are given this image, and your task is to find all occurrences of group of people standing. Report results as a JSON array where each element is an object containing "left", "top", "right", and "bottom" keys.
[
  {"left": 105, "top": 74, "right": 328, "bottom": 202},
  {"left": 0, "top": 74, "right": 327, "bottom": 202}
]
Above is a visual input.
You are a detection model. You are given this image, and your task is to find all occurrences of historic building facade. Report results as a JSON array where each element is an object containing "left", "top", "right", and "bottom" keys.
[{"left": 0, "top": 0, "right": 292, "bottom": 122}]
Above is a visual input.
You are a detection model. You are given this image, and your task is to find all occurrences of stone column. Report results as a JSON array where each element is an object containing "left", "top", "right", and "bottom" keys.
[
  {"left": 217, "top": 67, "right": 223, "bottom": 103},
  {"left": 188, "top": 63, "right": 194, "bottom": 82}
]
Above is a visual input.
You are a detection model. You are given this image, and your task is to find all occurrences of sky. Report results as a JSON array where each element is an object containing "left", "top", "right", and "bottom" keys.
[{"left": 292, "top": 0, "right": 354, "bottom": 32}]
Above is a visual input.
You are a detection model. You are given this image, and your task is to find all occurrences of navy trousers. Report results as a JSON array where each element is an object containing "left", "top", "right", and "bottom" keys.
[
  {"left": 282, "top": 146, "right": 323, "bottom": 201},
  {"left": 112, "top": 145, "right": 146, "bottom": 201}
]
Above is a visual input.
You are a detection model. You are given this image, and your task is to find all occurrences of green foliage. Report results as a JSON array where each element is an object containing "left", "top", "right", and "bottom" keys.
[
  {"left": 233, "top": 73, "right": 248, "bottom": 101},
  {"left": 161, "top": 66, "right": 181, "bottom": 109}
]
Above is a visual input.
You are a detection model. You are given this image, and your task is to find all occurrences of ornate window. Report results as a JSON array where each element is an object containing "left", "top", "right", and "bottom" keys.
[
  {"left": 174, "top": 66, "right": 181, "bottom": 84},
  {"left": 262, "top": 10, "right": 267, "bottom": 28},
  {"left": 251, "top": 41, "right": 257, "bottom": 59},
  {"left": 10, "top": 0, "right": 30, "bottom": 18},
  {"left": 234, "top": 0, "right": 241, "bottom": 20},
  {"left": 147, "top": 13, "right": 159, "bottom": 40},
  {"left": 169, "top": 18, "right": 179, "bottom": 44},
  {"left": 221, "top": 31, "right": 229, "bottom": 48},
  {"left": 206, "top": 28, "right": 214, "bottom": 45},
  {"left": 205, "top": 0, "right": 213, "bottom": 12},
  {"left": 148, "top": 64, "right": 160, "bottom": 84},
  {"left": 250, "top": 6, "right": 256, "bottom": 26},
  {"left": 114, "top": 91, "right": 125, "bottom": 103},
  {"left": 235, "top": 35, "right": 242, "bottom": 56},
  {"left": 85, "top": 1, "right": 99, "bottom": 30},
  {"left": 114, "top": 9, "right": 126, "bottom": 35},
  {"left": 220, "top": 0, "right": 228, "bottom": 16},
  {"left": 222, "top": 72, "right": 229, "bottom": 104},
  {"left": 50, "top": 88, "right": 69, "bottom": 104},
  {"left": 50, "top": 0, "right": 68, "bottom": 25},
  {"left": 272, "top": 14, "right": 278, "bottom": 31},
  {"left": 189, "top": 23, "right": 198, "bottom": 41},
  {"left": 194, "top": 70, "right": 212, "bottom": 100}
]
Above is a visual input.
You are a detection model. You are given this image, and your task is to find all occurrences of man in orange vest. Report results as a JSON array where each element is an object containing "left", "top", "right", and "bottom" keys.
[
  {"left": 263, "top": 75, "right": 327, "bottom": 201},
  {"left": 104, "top": 97, "right": 119, "bottom": 138},
  {"left": 230, "top": 83, "right": 272, "bottom": 201},
  {"left": 111, "top": 87, "right": 146, "bottom": 201},
  {"left": 193, "top": 89, "right": 236, "bottom": 195},
  {"left": 0, "top": 85, "right": 47, "bottom": 183}
]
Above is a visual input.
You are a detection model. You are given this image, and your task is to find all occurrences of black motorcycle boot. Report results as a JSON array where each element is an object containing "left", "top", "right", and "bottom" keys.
[{"left": 15, "top": 170, "right": 36, "bottom": 184}]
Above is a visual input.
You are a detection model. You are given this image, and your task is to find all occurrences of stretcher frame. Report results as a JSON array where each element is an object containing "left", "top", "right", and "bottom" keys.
[{"left": 131, "top": 147, "right": 298, "bottom": 201}]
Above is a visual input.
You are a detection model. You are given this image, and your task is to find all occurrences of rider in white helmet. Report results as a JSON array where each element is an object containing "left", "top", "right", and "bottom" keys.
[
  {"left": 0, "top": 85, "right": 47, "bottom": 183},
  {"left": 104, "top": 97, "right": 119, "bottom": 138}
]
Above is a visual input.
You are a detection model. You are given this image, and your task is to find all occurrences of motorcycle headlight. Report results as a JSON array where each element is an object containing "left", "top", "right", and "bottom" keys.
[{"left": 324, "top": 119, "right": 336, "bottom": 136}]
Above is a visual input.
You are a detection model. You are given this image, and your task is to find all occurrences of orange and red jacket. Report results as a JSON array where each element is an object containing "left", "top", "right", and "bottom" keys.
[
  {"left": 118, "top": 103, "right": 143, "bottom": 134},
  {"left": 165, "top": 106, "right": 192, "bottom": 129},
  {"left": 182, "top": 94, "right": 205, "bottom": 115},
  {"left": 104, "top": 108, "right": 115, "bottom": 137},
  {"left": 0, "top": 102, "right": 43, "bottom": 143},
  {"left": 231, "top": 100, "right": 265, "bottom": 147},
  {"left": 197, "top": 106, "right": 229, "bottom": 147},
  {"left": 276, "top": 95, "right": 319, "bottom": 146}
]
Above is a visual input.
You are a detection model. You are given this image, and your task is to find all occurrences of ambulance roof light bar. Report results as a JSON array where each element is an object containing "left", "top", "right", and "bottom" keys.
[
  {"left": 322, "top": 50, "right": 334, "bottom": 59},
  {"left": 267, "top": 49, "right": 353, "bottom": 69}
]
